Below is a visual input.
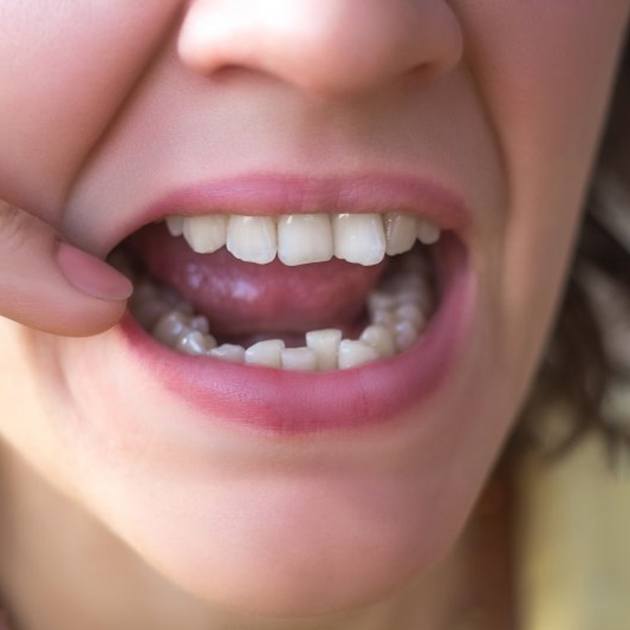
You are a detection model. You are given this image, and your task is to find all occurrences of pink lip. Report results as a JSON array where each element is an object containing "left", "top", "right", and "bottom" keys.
[
  {"left": 111, "top": 172, "right": 472, "bottom": 252},
  {"left": 113, "top": 172, "right": 475, "bottom": 435},
  {"left": 117, "top": 226, "right": 475, "bottom": 436}
]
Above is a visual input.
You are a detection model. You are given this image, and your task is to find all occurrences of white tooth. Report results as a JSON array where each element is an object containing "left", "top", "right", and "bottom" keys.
[
  {"left": 130, "top": 284, "right": 174, "bottom": 328},
  {"left": 153, "top": 311, "right": 191, "bottom": 346},
  {"left": 394, "top": 291, "right": 420, "bottom": 307},
  {"left": 277, "top": 214, "right": 333, "bottom": 266},
  {"left": 396, "top": 286, "right": 426, "bottom": 305},
  {"left": 371, "top": 309, "right": 396, "bottom": 327},
  {"left": 360, "top": 325, "right": 396, "bottom": 358},
  {"left": 417, "top": 219, "right": 441, "bottom": 245},
  {"left": 227, "top": 215, "right": 277, "bottom": 264},
  {"left": 209, "top": 344, "right": 246, "bottom": 364},
  {"left": 333, "top": 213, "right": 386, "bottom": 266},
  {"left": 190, "top": 315, "right": 210, "bottom": 334},
  {"left": 397, "top": 286, "right": 434, "bottom": 314},
  {"left": 166, "top": 216, "right": 185, "bottom": 237},
  {"left": 182, "top": 215, "right": 227, "bottom": 254},
  {"left": 338, "top": 340, "right": 380, "bottom": 369},
  {"left": 368, "top": 292, "right": 396, "bottom": 312},
  {"left": 305, "top": 329, "right": 342, "bottom": 371},
  {"left": 394, "top": 320, "right": 419, "bottom": 351},
  {"left": 176, "top": 330, "right": 217, "bottom": 356},
  {"left": 384, "top": 213, "right": 418, "bottom": 256},
  {"left": 160, "top": 288, "right": 194, "bottom": 314},
  {"left": 245, "top": 339, "right": 285, "bottom": 368},
  {"left": 281, "top": 347, "right": 318, "bottom": 371},
  {"left": 395, "top": 304, "right": 425, "bottom": 329}
]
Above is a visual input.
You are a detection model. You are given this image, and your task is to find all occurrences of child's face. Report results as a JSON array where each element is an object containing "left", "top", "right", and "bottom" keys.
[{"left": 0, "top": 1, "right": 628, "bottom": 617}]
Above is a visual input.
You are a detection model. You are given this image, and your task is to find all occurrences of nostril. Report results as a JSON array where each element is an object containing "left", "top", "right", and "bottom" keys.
[{"left": 208, "top": 64, "right": 256, "bottom": 84}]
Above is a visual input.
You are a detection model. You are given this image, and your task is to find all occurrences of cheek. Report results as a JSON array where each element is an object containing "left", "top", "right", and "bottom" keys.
[
  {"left": 0, "top": 321, "right": 81, "bottom": 503},
  {"left": 460, "top": 1, "right": 629, "bottom": 366},
  {"left": 0, "top": 2, "right": 180, "bottom": 215}
]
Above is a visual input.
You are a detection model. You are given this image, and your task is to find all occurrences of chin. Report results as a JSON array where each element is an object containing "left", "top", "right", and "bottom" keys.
[{"left": 68, "top": 396, "right": 483, "bottom": 618}]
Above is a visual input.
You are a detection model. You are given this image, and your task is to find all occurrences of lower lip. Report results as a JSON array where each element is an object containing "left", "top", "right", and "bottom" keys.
[{"left": 117, "top": 234, "right": 474, "bottom": 437}]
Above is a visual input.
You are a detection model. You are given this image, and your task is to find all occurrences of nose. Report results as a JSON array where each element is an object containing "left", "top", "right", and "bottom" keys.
[{"left": 178, "top": 0, "right": 463, "bottom": 98}]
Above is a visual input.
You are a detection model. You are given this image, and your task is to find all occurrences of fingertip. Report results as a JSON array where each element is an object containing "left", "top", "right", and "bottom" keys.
[{"left": 56, "top": 243, "right": 134, "bottom": 303}]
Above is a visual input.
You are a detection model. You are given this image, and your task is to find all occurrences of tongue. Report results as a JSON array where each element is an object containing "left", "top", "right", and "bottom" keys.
[{"left": 126, "top": 224, "right": 387, "bottom": 336}]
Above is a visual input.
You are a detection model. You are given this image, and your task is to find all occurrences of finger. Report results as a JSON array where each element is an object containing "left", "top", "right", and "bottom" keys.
[{"left": 0, "top": 202, "right": 133, "bottom": 337}]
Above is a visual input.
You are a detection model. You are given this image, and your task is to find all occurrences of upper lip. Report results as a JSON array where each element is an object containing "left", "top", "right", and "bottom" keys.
[{"left": 109, "top": 171, "right": 471, "bottom": 253}]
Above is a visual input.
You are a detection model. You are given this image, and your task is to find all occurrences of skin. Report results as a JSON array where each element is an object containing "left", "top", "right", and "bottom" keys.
[{"left": 0, "top": 2, "right": 628, "bottom": 629}]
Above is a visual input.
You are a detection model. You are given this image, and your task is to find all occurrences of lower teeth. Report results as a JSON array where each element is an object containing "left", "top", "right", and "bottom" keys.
[{"left": 124, "top": 250, "right": 436, "bottom": 371}]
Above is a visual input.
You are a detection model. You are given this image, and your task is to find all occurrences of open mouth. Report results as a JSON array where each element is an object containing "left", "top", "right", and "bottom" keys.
[
  {"left": 113, "top": 212, "right": 442, "bottom": 371},
  {"left": 107, "top": 174, "right": 475, "bottom": 435}
]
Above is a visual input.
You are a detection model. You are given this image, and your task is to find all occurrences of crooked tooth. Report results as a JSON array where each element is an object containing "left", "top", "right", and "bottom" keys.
[
  {"left": 227, "top": 216, "right": 277, "bottom": 264},
  {"left": 360, "top": 325, "right": 396, "bottom": 358},
  {"left": 190, "top": 315, "right": 210, "bottom": 334},
  {"left": 281, "top": 347, "right": 318, "bottom": 371},
  {"left": 210, "top": 344, "right": 246, "bottom": 364},
  {"left": 130, "top": 285, "right": 173, "bottom": 328},
  {"left": 384, "top": 213, "right": 418, "bottom": 256},
  {"left": 396, "top": 287, "right": 429, "bottom": 308},
  {"left": 395, "top": 281, "right": 434, "bottom": 314},
  {"left": 368, "top": 292, "right": 396, "bottom": 312},
  {"left": 152, "top": 312, "right": 191, "bottom": 346},
  {"left": 368, "top": 292, "right": 397, "bottom": 327},
  {"left": 245, "top": 339, "right": 285, "bottom": 367},
  {"left": 371, "top": 309, "right": 396, "bottom": 327},
  {"left": 395, "top": 304, "right": 425, "bottom": 329},
  {"left": 394, "top": 320, "right": 419, "bottom": 351},
  {"left": 305, "top": 329, "right": 342, "bottom": 371},
  {"left": 338, "top": 340, "right": 380, "bottom": 369},
  {"left": 333, "top": 213, "right": 386, "bottom": 266},
  {"left": 417, "top": 218, "right": 441, "bottom": 245},
  {"left": 182, "top": 215, "right": 227, "bottom": 254},
  {"left": 277, "top": 214, "right": 334, "bottom": 266},
  {"left": 176, "top": 330, "right": 217, "bottom": 356},
  {"left": 160, "top": 288, "right": 195, "bottom": 315}
]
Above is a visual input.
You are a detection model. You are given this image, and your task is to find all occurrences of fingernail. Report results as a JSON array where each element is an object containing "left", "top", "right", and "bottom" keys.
[{"left": 56, "top": 242, "right": 133, "bottom": 301}]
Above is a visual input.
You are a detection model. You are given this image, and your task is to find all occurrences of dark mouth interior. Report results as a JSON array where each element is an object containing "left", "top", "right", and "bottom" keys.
[{"left": 110, "top": 221, "right": 445, "bottom": 350}]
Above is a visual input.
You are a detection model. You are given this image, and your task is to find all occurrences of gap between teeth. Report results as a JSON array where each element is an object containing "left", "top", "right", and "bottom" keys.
[
  {"left": 129, "top": 255, "right": 435, "bottom": 372},
  {"left": 167, "top": 212, "right": 441, "bottom": 266}
]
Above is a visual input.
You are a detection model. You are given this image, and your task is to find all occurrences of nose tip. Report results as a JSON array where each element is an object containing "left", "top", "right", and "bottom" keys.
[{"left": 178, "top": 0, "right": 463, "bottom": 98}]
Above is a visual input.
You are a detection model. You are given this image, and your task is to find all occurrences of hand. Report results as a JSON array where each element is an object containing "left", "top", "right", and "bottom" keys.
[{"left": 0, "top": 201, "right": 132, "bottom": 336}]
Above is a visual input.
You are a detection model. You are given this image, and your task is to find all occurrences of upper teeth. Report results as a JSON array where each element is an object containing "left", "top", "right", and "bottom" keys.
[
  {"left": 166, "top": 212, "right": 441, "bottom": 266},
  {"left": 332, "top": 213, "right": 386, "bottom": 266}
]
